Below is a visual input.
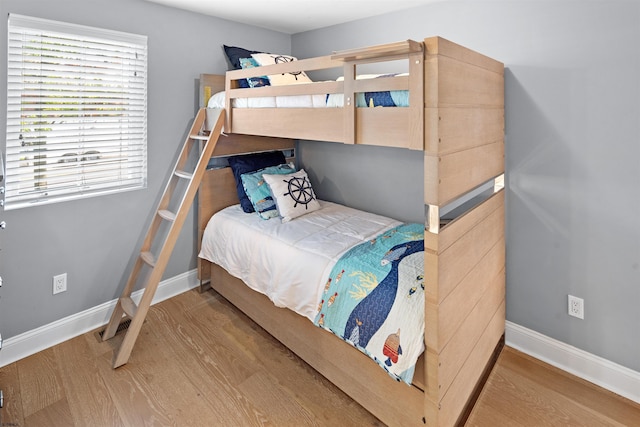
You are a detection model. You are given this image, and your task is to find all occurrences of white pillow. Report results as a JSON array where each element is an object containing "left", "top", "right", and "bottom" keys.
[
  {"left": 251, "top": 53, "right": 312, "bottom": 86},
  {"left": 207, "top": 91, "right": 225, "bottom": 108},
  {"left": 262, "top": 169, "right": 320, "bottom": 222}
]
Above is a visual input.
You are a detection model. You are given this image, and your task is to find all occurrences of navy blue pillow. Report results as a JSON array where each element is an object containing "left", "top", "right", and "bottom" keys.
[
  {"left": 223, "top": 45, "right": 259, "bottom": 69},
  {"left": 223, "top": 45, "right": 262, "bottom": 89},
  {"left": 228, "top": 151, "right": 286, "bottom": 213}
]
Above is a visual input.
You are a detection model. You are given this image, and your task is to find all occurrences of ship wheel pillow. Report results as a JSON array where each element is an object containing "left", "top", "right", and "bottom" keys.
[
  {"left": 251, "top": 53, "right": 312, "bottom": 86},
  {"left": 262, "top": 169, "right": 320, "bottom": 222}
]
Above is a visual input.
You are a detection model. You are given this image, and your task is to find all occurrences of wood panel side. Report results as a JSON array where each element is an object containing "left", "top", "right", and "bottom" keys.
[
  {"left": 425, "top": 190, "right": 504, "bottom": 253},
  {"left": 426, "top": 267, "right": 505, "bottom": 401},
  {"left": 408, "top": 51, "right": 425, "bottom": 151},
  {"left": 197, "top": 168, "right": 239, "bottom": 282},
  {"left": 425, "top": 202, "right": 504, "bottom": 304},
  {"left": 198, "top": 168, "right": 238, "bottom": 232},
  {"left": 231, "top": 108, "right": 425, "bottom": 150},
  {"left": 423, "top": 37, "right": 504, "bottom": 75},
  {"left": 209, "top": 263, "right": 425, "bottom": 427},
  {"left": 425, "top": 237, "right": 504, "bottom": 351},
  {"left": 212, "top": 133, "right": 294, "bottom": 157},
  {"left": 425, "top": 303, "right": 505, "bottom": 426},
  {"left": 425, "top": 140, "right": 504, "bottom": 207},
  {"left": 231, "top": 108, "right": 344, "bottom": 142},
  {"left": 425, "top": 107, "right": 504, "bottom": 155},
  {"left": 423, "top": 41, "right": 504, "bottom": 206},
  {"left": 356, "top": 109, "right": 411, "bottom": 149},
  {"left": 427, "top": 55, "right": 504, "bottom": 108}
]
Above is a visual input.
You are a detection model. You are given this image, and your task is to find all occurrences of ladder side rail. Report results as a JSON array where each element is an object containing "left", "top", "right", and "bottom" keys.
[
  {"left": 149, "top": 107, "right": 208, "bottom": 224},
  {"left": 148, "top": 108, "right": 208, "bottom": 235},
  {"left": 147, "top": 108, "right": 223, "bottom": 279},
  {"left": 110, "top": 109, "right": 225, "bottom": 367},
  {"left": 102, "top": 109, "right": 210, "bottom": 343}
]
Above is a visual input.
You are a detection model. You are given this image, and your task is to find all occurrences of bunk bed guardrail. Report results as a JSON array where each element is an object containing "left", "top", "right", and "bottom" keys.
[{"left": 221, "top": 39, "right": 425, "bottom": 149}]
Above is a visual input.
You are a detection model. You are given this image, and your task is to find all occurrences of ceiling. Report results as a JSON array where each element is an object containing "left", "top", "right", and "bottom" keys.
[{"left": 143, "top": 0, "right": 439, "bottom": 34}]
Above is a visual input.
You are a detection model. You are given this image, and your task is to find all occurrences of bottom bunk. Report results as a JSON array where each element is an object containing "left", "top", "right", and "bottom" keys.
[
  {"left": 207, "top": 261, "right": 426, "bottom": 425},
  {"left": 205, "top": 261, "right": 503, "bottom": 426},
  {"left": 196, "top": 141, "right": 505, "bottom": 426}
]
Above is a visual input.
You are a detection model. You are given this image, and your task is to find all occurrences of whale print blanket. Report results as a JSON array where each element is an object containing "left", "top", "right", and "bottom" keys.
[{"left": 314, "top": 223, "right": 424, "bottom": 384}]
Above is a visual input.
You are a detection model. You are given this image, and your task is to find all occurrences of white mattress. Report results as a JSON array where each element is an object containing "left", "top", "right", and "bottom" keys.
[
  {"left": 207, "top": 89, "right": 329, "bottom": 109},
  {"left": 198, "top": 201, "right": 401, "bottom": 321}
]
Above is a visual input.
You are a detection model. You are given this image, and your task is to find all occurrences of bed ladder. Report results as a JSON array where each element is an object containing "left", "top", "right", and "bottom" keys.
[{"left": 102, "top": 108, "right": 225, "bottom": 368}]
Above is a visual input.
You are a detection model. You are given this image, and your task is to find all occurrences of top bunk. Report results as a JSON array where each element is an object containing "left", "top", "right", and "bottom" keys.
[
  {"left": 201, "top": 37, "right": 503, "bottom": 147},
  {"left": 200, "top": 36, "right": 504, "bottom": 208}
]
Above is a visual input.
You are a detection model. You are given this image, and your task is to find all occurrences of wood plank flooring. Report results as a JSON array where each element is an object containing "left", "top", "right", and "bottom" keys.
[{"left": 1, "top": 288, "right": 639, "bottom": 426}]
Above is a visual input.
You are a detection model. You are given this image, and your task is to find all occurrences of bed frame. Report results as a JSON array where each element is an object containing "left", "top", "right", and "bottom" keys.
[{"left": 196, "top": 36, "right": 505, "bottom": 426}]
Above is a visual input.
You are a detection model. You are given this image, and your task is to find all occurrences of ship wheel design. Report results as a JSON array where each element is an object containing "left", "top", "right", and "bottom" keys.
[
  {"left": 284, "top": 176, "right": 315, "bottom": 208},
  {"left": 272, "top": 55, "right": 303, "bottom": 80}
]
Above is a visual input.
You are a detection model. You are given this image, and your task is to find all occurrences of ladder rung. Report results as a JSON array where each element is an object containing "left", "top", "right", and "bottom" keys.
[
  {"left": 190, "top": 134, "right": 209, "bottom": 141},
  {"left": 120, "top": 297, "right": 138, "bottom": 318},
  {"left": 102, "top": 108, "right": 224, "bottom": 368},
  {"left": 174, "top": 170, "right": 193, "bottom": 180},
  {"left": 158, "top": 209, "right": 176, "bottom": 222},
  {"left": 140, "top": 251, "right": 156, "bottom": 267}
]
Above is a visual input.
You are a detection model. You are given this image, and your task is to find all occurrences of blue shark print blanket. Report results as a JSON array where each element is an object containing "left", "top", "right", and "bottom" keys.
[{"left": 314, "top": 223, "right": 424, "bottom": 384}]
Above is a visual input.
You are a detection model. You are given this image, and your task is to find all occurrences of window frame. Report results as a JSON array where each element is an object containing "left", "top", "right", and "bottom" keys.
[{"left": 4, "top": 14, "right": 148, "bottom": 210}]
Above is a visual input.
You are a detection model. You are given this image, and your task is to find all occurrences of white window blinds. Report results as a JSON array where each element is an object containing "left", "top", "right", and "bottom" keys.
[{"left": 5, "top": 14, "right": 147, "bottom": 210}]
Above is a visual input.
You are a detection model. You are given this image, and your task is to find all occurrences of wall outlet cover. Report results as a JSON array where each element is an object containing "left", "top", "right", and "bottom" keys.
[
  {"left": 568, "top": 295, "right": 584, "bottom": 319},
  {"left": 53, "top": 273, "right": 67, "bottom": 295}
]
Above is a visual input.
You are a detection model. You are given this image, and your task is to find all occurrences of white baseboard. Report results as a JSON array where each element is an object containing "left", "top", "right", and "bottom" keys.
[
  {"left": 3, "top": 289, "right": 638, "bottom": 406},
  {"left": 0, "top": 269, "right": 199, "bottom": 368},
  {"left": 506, "top": 321, "right": 640, "bottom": 404}
]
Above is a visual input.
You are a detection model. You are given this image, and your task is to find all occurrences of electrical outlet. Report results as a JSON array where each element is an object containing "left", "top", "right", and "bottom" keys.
[
  {"left": 568, "top": 295, "right": 584, "bottom": 319},
  {"left": 53, "top": 273, "right": 67, "bottom": 295}
]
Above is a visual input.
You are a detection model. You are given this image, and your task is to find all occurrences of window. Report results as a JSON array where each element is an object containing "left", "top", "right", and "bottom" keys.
[{"left": 5, "top": 14, "right": 147, "bottom": 210}]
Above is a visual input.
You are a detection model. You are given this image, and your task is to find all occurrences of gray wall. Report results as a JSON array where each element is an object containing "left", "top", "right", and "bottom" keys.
[
  {"left": 293, "top": 1, "right": 640, "bottom": 372},
  {"left": 0, "top": 0, "right": 290, "bottom": 338},
  {"left": 300, "top": 141, "right": 425, "bottom": 223},
  {"left": 2, "top": 0, "right": 639, "bottom": 377}
]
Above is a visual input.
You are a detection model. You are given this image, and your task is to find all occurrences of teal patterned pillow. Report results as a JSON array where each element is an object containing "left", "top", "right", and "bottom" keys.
[
  {"left": 239, "top": 57, "right": 270, "bottom": 88},
  {"left": 241, "top": 163, "right": 295, "bottom": 219}
]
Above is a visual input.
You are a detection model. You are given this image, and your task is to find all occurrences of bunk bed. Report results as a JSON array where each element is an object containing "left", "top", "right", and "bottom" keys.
[{"left": 195, "top": 37, "right": 505, "bottom": 426}]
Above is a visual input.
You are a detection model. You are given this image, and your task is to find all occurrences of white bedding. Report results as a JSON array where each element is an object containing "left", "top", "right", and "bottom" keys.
[
  {"left": 198, "top": 201, "right": 401, "bottom": 321},
  {"left": 207, "top": 89, "right": 329, "bottom": 109},
  {"left": 207, "top": 73, "right": 410, "bottom": 109}
]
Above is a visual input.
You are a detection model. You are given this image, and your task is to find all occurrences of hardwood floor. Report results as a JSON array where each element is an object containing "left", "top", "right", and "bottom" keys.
[
  {"left": 467, "top": 348, "right": 640, "bottom": 426},
  {"left": 1, "top": 288, "right": 639, "bottom": 426}
]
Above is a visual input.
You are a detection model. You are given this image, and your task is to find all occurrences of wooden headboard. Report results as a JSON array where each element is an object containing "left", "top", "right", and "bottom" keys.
[
  {"left": 199, "top": 74, "right": 225, "bottom": 110},
  {"left": 196, "top": 134, "right": 294, "bottom": 232},
  {"left": 196, "top": 73, "right": 294, "bottom": 282}
]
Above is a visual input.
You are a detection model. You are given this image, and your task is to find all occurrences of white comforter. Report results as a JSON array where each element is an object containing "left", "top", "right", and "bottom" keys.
[{"left": 198, "top": 201, "right": 400, "bottom": 321}]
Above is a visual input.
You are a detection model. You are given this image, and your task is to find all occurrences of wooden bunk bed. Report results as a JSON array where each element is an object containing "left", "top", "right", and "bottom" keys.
[{"left": 196, "top": 37, "right": 505, "bottom": 426}]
